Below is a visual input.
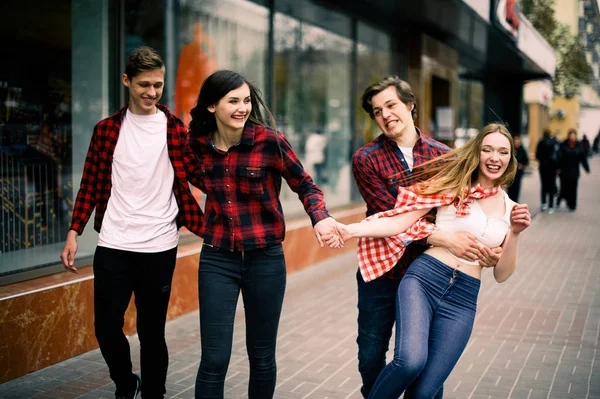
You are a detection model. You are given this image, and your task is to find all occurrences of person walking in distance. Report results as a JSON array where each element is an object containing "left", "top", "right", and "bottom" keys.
[
  {"left": 557, "top": 129, "right": 590, "bottom": 211},
  {"left": 351, "top": 76, "right": 503, "bottom": 398},
  {"left": 535, "top": 129, "right": 559, "bottom": 213},
  {"left": 60, "top": 46, "right": 204, "bottom": 399}
]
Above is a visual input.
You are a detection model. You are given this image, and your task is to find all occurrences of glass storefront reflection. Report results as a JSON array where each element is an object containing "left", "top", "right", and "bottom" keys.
[{"left": 274, "top": 12, "right": 353, "bottom": 214}]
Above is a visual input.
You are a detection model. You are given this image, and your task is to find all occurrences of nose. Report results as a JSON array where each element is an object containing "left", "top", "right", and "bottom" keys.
[
  {"left": 148, "top": 86, "right": 156, "bottom": 97},
  {"left": 381, "top": 107, "right": 391, "bottom": 119}
]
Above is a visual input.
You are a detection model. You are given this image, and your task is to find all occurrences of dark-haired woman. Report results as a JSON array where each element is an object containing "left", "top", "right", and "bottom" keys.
[{"left": 187, "top": 70, "right": 339, "bottom": 398}]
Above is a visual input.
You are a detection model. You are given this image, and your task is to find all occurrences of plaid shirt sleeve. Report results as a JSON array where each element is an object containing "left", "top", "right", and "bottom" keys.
[
  {"left": 352, "top": 150, "right": 398, "bottom": 214},
  {"left": 70, "top": 125, "right": 101, "bottom": 235},
  {"left": 278, "top": 132, "right": 330, "bottom": 225},
  {"left": 177, "top": 124, "right": 203, "bottom": 188}
]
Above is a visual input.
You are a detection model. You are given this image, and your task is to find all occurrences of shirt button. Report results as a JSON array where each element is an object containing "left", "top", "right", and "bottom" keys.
[
  {"left": 225, "top": 168, "right": 229, "bottom": 172},
  {"left": 226, "top": 185, "right": 230, "bottom": 188},
  {"left": 227, "top": 200, "right": 231, "bottom": 204},
  {"left": 229, "top": 217, "right": 233, "bottom": 220},
  {"left": 250, "top": 172, "right": 254, "bottom": 176}
]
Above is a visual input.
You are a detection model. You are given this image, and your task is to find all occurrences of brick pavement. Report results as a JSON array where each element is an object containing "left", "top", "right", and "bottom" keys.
[{"left": 1, "top": 158, "right": 599, "bottom": 399}]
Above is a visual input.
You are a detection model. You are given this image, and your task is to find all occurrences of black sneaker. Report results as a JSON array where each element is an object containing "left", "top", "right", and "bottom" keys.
[{"left": 115, "top": 373, "right": 141, "bottom": 399}]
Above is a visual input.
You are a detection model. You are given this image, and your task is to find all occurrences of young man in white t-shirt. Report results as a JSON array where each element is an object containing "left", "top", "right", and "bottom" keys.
[{"left": 60, "top": 47, "right": 204, "bottom": 399}]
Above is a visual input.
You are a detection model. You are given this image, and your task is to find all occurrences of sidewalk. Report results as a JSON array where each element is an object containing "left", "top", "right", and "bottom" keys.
[{"left": 1, "top": 158, "right": 599, "bottom": 399}]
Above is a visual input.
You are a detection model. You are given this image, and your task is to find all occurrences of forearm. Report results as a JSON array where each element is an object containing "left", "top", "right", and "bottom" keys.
[
  {"left": 347, "top": 208, "right": 429, "bottom": 238},
  {"left": 494, "top": 231, "right": 520, "bottom": 282}
]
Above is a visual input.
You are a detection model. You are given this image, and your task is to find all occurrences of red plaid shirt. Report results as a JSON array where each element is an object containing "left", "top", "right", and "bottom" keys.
[
  {"left": 188, "top": 123, "right": 330, "bottom": 252},
  {"left": 352, "top": 130, "right": 450, "bottom": 279},
  {"left": 359, "top": 184, "right": 500, "bottom": 282},
  {"left": 70, "top": 104, "right": 204, "bottom": 237}
]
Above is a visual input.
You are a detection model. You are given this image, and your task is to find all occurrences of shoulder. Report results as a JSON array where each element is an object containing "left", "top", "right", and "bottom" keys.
[
  {"left": 353, "top": 135, "right": 386, "bottom": 162},
  {"left": 419, "top": 135, "right": 451, "bottom": 153},
  {"left": 94, "top": 108, "right": 123, "bottom": 133}
]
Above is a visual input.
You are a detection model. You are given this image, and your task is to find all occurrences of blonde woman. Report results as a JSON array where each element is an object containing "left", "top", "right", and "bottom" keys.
[{"left": 332, "top": 124, "right": 531, "bottom": 398}]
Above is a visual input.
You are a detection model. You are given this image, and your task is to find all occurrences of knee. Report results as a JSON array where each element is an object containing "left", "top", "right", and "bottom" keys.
[
  {"left": 200, "top": 351, "right": 231, "bottom": 375},
  {"left": 357, "top": 333, "right": 388, "bottom": 369},
  {"left": 390, "top": 351, "right": 427, "bottom": 381},
  {"left": 248, "top": 352, "right": 276, "bottom": 373}
]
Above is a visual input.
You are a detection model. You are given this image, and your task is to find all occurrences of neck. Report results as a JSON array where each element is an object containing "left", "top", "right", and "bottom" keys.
[
  {"left": 128, "top": 104, "right": 158, "bottom": 115},
  {"left": 393, "top": 125, "right": 418, "bottom": 147},
  {"left": 213, "top": 128, "right": 243, "bottom": 151}
]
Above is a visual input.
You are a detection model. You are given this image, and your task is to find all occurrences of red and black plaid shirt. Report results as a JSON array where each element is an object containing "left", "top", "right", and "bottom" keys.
[
  {"left": 351, "top": 129, "right": 450, "bottom": 279},
  {"left": 188, "top": 123, "right": 330, "bottom": 252},
  {"left": 70, "top": 104, "right": 204, "bottom": 237}
]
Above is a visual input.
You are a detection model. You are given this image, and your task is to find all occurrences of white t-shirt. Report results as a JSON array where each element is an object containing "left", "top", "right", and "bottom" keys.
[
  {"left": 398, "top": 145, "right": 414, "bottom": 170},
  {"left": 98, "top": 109, "right": 179, "bottom": 252}
]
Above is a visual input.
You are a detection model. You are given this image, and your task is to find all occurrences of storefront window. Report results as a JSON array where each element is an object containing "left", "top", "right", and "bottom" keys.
[
  {"left": 0, "top": 0, "right": 112, "bottom": 283},
  {"left": 356, "top": 22, "right": 392, "bottom": 147},
  {"left": 455, "top": 75, "right": 484, "bottom": 148},
  {"left": 274, "top": 1, "right": 353, "bottom": 214}
]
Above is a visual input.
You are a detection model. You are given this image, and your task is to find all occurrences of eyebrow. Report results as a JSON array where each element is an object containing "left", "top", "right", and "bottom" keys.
[
  {"left": 373, "top": 99, "right": 395, "bottom": 111},
  {"left": 482, "top": 145, "right": 510, "bottom": 150},
  {"left": 228, "top": 96, "right": 251, "bottom": 100}
]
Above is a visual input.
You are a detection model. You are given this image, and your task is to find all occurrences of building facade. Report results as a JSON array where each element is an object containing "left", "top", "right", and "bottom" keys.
[{"left": 0, "top": 0, "right": 553, "bottom": 382}]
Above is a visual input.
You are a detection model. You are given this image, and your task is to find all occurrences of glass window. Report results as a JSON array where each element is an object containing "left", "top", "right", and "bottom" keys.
[
  {"left": 0, "top": 0, "right": 112, "bottom": 284},
  {"left": 356, "top": 22, "right": 392, "bottom": 147},
  {"left": 175, "top": 0, "right": 269, "bottom": 127},
  {"left": 455, "top": 75, "right": 484, "bottom": 148},
  {"left": 273, "top": 4, "right": 353, "bottom": 215}
]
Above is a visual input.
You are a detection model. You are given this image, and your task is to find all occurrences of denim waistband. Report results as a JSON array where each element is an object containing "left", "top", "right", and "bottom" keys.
[{"left": 412, "top": 253, "right": 481, "bottom": 289}]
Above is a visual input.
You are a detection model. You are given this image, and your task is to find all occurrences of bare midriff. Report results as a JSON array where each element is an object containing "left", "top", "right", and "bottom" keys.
[{"left": 424, "top": 246, "right": 483, "bottom": 279}]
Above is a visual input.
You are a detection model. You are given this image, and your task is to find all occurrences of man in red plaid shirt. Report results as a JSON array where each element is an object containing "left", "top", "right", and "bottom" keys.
[
  {"left": 59, "top": 47, "right": 203, "bottom": 399},
  {"left": 352, "top": 76, "right": 502, "bottom": 398}
]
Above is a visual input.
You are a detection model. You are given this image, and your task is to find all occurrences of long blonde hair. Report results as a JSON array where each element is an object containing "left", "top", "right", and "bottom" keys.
[{"left": 412, "top": 123, "right": 517, "bottom": 203}]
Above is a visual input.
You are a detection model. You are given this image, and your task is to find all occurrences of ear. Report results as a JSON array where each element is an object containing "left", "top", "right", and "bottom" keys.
[
  {"left": 407, "top": 103, "right": 414, "bottom": 112},
  {"left": 122, "top": 74, "right": 131, "bottom": 88},
  {"left": 207, "top": 104, "right": 216, "bottom": 113}
]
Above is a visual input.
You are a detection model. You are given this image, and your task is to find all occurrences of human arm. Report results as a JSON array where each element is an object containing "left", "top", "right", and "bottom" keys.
[
  {"left": 336, "top": 207, "right": 431, "bottom": 242},
  {"left": 61, "top": 125, "right": 102, "bottom": 272},
  {"left": 277, "top": 132, "right": 331, "bottom": 225},
  {"left": 179, "top": 125, "right": 205, "bottom": 189},
  {"left": 493, "top": 203, "right": 531, "bottom": 282}
]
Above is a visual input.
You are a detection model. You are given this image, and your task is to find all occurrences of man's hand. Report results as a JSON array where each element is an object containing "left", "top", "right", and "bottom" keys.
[
  {"left": 60, "top": 230, "right": 79, "bottom": 274},
  {"left": 313, "top": 217, "right": 342, "bottom": 248},
  {"left": 478, "top": 246, "right": 502, "bottom": 268},
  {"left": 510, "top": 204, "right": 531, "bottom": 234},
  {"left": 428, "top": 230, "right": 481, "bottom": 262}
]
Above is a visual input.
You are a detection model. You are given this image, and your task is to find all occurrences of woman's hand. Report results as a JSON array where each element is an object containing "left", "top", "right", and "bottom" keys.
[{"left": 510, "top": 204, "right": 531, "bottom": 234}]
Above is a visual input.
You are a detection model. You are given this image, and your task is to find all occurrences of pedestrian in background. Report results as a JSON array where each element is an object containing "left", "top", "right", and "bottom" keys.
[
  {"left": 187, "top": 70, "right": 339, "bottom": 399},
  {"left": 592, "top": 131, "right": 600, "bottom": 155},
  {"left": 507, "top": 133, "right": 529, "bottom": 202},
  {"left": 332, "top": 124, "right": 531, "bottom": 399},
  {"left": 350, "top": 76, "right": 502, "bottom": 398},
  {"left": 557, "top": 129, "right": 590, "bottom": 211},
  {"left": 535, "top": 129, "right": 559, "bottom": 213},
  {"left": 581, "top": 134, "right": 591, "bottom": 158},
  {"left": 60, "top": 46, "right": 204, "bottom": 399}
]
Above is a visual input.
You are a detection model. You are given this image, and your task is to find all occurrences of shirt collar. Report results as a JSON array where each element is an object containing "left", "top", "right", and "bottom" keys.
[
  {"left": 382, "top": 127, "right": 424, "bottom": 149},
  {"left": 201, "top": 122, "right": 258, "bottom": 149}
]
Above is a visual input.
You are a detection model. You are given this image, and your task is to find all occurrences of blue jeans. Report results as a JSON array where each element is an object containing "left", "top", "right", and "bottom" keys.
[
  {"left": 357, "top": 270, "right": 444, "bottom": 399},
  {"left": 368, "top": 254, "right": 480, "bottom": 399},
  {"left": 195, "top": 243, "right": 286, "bottom": 399}
]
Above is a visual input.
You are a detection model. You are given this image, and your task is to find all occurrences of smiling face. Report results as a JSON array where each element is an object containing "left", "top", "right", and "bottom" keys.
[
  {"left": 371, "top": 86, "right": 415, "bottom": 142},
  {"left": 477, "top": 132, "right": 512, "bottom": 187},
  {"left": 208, "top": 82, "right": 251, "bottom": 135},
  {"left": 122, "top": 68, "right": 164, "bottom": 115}
]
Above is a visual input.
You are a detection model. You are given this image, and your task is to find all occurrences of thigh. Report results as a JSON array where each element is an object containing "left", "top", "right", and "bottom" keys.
[
  {"left": 93, "top": 246, "right": 134, "bottom": 324},
  {"left": 133, "top": 248, "right": 178, "bottom": 332},
  {"left": 198, "top": 246, "right": 241, "bottom": 357},
  {"left": 395, "top": 273, "right": 435, "bottom": 360},
  {"left": 241, "top": 244, "right": 287, "bottom": 354},
  {"left": 357, "top": 270, "right": 399, "bottom": 344}
]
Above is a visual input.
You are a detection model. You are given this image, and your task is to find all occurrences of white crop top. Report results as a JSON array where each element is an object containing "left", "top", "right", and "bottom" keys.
[{"left": 435, "top": 191, "right": 513, "bottom": 265}]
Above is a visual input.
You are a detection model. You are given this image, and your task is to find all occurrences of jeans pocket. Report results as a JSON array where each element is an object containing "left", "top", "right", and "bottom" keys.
[{"left": 262, "top": 243, "right": 284, "bottom": 257}]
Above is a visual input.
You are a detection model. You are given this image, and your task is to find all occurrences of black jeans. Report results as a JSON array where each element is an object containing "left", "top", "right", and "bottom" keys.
[
  {"left": 539, "top": 167, "right": 557, "bottom": 208},
  {"left": 195, "top": 243, "right": 286, "bottom": 399},
  {"left": 93, "top": 246, "right": 177, "bottom": 399}
]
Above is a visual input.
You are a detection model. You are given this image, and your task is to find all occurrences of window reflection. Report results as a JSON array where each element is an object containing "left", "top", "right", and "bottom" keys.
[
  {"left": 1, "top": 0, "right": 72, "bottom": 270},
  {"left": 274, "top": 12, "right": 353, "bottom": 214}
]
